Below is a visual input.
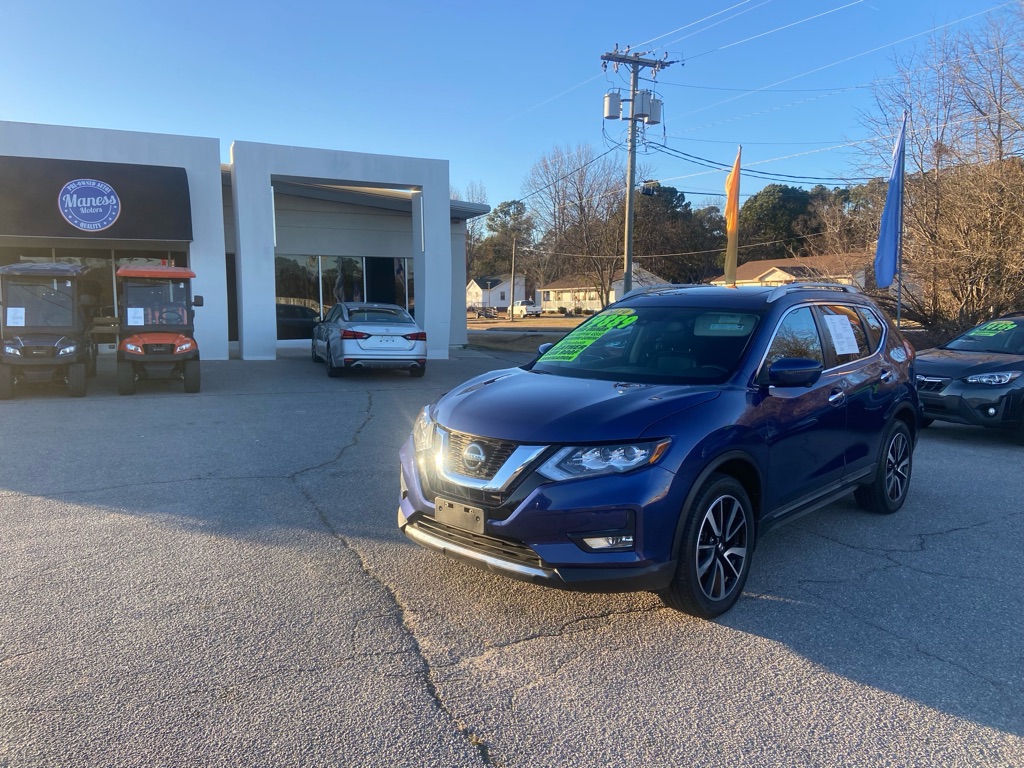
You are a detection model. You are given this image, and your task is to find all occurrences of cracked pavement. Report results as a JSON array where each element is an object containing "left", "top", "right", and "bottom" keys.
[{"left": 1, "top": 348, "right": 1022, "bottom": 767}]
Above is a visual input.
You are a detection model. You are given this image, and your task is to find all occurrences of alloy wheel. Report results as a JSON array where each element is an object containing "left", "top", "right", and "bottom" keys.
[
  {"left": 695, "top": 494, "right": 748, "bottom": 602},
  {"left": 885, "top": 432, "right": 911, "bottom": 502}
]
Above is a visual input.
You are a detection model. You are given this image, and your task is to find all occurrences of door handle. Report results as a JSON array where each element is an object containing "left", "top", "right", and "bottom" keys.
[
  {"left": 828, "top": 389, "right": 846, "bottom": 405},
  {"left": 880, "top": 369, "right": 896, "bottom": 383}
]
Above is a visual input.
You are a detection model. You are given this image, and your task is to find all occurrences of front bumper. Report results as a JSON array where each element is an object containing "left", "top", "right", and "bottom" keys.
[
  {"left": 398, "top": 438, "right": 681, "bottom": 593},
  {"left": 918, "top": 380, "right": 1024, "bottom": 428}
]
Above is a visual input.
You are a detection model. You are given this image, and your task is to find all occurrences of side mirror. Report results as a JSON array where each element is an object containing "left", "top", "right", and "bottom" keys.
[
  {"left": 193, "top": 295, "right": 204, "bottom": 307},
  {"left": 768, "top": 358, "right": 823, "bottom": 387},
  {"left": 537, "top": 342, "right": 554, "bottom": 356}
]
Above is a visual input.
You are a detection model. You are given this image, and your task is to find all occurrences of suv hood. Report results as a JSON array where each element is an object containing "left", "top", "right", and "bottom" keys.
[
  {"left": 917, "top": 348, "right": 1024, "bottom": 378},
  {"left": 3, "top": 333, "right": 75, "bottom": 346},
  {"left": 432, "top": 367, "right": 721, "bottom": 443}
]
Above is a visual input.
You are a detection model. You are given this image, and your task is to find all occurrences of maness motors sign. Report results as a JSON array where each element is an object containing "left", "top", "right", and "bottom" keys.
[{"left": 58, "top": 178, "right": 121, "bottom": 232}]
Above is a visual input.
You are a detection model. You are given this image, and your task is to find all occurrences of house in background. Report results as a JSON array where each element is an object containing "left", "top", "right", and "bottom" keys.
[
  {"left": 466, "top": 274, "right": 525, "bottom": 311},
  {"left": 710, "top": 253, "right": 868, "bottom": 288},
  {"left": 539, "top": 266, "right": 667, "bottom": 314}
]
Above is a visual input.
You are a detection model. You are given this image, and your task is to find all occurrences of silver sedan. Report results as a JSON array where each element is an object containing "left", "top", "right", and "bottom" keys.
[{"left": 312, "top": 302, "right": 427, "bottom": 377}]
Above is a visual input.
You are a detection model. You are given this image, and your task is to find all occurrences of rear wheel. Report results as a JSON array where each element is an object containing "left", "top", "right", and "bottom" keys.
[
  {"left": 67, "top": 363, "right": 86, "bottom": 398},
  {"left": 659, "top": 473, "right": 754, "bottom": 619},
  {"left": 117, "top": 361, "right": 136, "bottom": 395},
  {"left": 326, "top": 345, "right": 343, "bottom": 378},
  {"left": 410, "top": 364, "right": 426, "bottom": 378},
  {"left": 311, "top": 342, "right": 321, "bottom": 363},
  {"left": 183, "top": 359, "right": 201, "bottom": 393},
  {"left": 854, "top": 419, "right": 912, "bottom": 514},
  {"left": 0, "top": 364, "right": 14, "bottom": 400}
]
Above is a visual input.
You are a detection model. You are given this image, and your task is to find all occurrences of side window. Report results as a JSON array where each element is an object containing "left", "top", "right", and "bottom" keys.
[
  {"left": 761, "top": 307, "right": 824, "bottom": 382},
  {"left": 858, "top": 307, "right": 885, "bottom": 353},
  {"left": 326, "top": 305, "right": 342, "bottom": 323},
  {"left": 819, "top": 304, "right": 869, "bottom": 365}
]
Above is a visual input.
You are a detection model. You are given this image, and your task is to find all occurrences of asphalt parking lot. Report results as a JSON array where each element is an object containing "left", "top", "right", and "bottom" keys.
[{"left": 1, "top": 348, "right": 1022, "bottom": 767}]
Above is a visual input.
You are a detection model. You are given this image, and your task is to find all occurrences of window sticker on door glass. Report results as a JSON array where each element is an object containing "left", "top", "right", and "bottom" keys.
[
  {"left": 968, "top": 320, "right": 1017, "bottom": 337},
  {"left": 127, "top": 307, "right": 145, "bottom": 326},
  {"left": 6, "top": 307, "right": 25, "bottom": 327},
  {"left": 540, "top": 309, "right": 637, "bottom": 362},
  {"left": 823, "top": 314, "right": 860, "bottom": 355}
]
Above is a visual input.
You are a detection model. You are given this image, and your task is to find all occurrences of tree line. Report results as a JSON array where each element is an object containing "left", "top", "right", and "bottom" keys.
[{"left": 455, "top": 7, "right": 1024, "bottom": 335}]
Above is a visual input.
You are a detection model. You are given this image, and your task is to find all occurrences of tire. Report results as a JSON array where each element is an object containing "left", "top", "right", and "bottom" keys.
[
  {"left": 854, "top": 419, "right": 912, "bottom": 514},
  {"left": 117, "top": 361, "right": 136, "bottom": 396},
  {"left": 67, "top": 363, "right": 86, "bottom": 398},
  {"left": 0, "top": 364, "right": 14, "bottom": 400},
  {"left": 311, "top": 342, "right": 321, "bottom": 363},
  {"left": 410, "top": 364, "right": 426, "bottom": 378},
  {"left": 183, "top": 359, "right": 201, "bottom": 393},
  {"left": 326, "top": 345, "right": 343, "bottom": 378},
  {"left": 659, "top": 473, "right": 754, "bottom": 619}
]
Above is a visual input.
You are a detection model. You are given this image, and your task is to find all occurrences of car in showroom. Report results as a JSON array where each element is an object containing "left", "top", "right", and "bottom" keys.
[
  {"left": 312, "top": 302, "right": 426, "bottom": 377},
  {"left": 399, "top": 283, "right": 920, "bottom": 619},
  {"left": 276, "top": 303, "right": 320, "bottom": 340},
  {"left": 915, "top": 312, "right": 1024, "bottom": 440}
]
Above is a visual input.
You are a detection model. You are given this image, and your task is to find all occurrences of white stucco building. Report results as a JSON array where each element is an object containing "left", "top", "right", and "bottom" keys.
[{"left": 0, "top": 120, "right": 488, "bottom": 360}]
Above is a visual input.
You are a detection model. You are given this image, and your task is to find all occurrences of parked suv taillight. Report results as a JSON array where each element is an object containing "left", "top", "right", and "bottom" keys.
[
  {"left": 342, "top": 329, "right": 371, "bottom": 339},
  {"left": 404, "top": 331, "right": 427, "bottom": 341}
]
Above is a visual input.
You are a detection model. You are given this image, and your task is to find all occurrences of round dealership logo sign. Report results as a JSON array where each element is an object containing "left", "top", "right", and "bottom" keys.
[{"left": 58, "top": 179, "right": 121, "bottom": 232}]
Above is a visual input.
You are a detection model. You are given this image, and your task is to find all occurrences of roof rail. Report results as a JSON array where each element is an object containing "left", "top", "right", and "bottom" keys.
[{"left": 766, "top": 282, "right": 861, "bottom": 303}]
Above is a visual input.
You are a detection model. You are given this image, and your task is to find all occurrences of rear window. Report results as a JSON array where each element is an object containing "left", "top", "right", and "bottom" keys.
[
  {"left": 533, "top": 306, "right": 762, "bottom": 384},
  {"left": 349, "top": 307, "right": 413, "bottom": 324}
]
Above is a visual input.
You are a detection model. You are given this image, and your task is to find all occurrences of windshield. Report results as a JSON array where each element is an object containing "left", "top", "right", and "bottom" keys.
[
  {"left": 532, "top": 305, "right": 762, "bottom": 384},
  {"left": 944, "top": 318, "right": 1024, "bottom": 354},
  {"left": 3, "top": 278, "right": 75, "bottom": 328},
  {"left": 122, "top": 279, "right": 190, "bottom": 327}
]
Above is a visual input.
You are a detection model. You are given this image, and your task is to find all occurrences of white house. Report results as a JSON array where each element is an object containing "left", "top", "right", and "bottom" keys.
[
  {"left": 0, "top": 120, "right": 489, "bottom": 360},
  {"left": 539, "top": 266, "right": 668, "bottom": 314},
  {"left": 465, "top": 274, "right": 526, "bottom": 312},
  {"left": 709, "top": 254, "right": 867, "bottom": 288}
]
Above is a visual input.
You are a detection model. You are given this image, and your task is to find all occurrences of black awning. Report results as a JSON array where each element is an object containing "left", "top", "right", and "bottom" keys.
[{"left": 0, "top": 155, "right": 193, "bottom": 241}]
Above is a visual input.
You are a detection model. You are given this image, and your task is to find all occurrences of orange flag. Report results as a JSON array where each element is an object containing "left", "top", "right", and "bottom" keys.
[{"left": 724, "top": 146, "right": 741, "bottom": 286}]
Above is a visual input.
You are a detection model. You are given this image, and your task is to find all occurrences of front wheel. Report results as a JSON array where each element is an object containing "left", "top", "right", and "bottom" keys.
[
  {"left": 0, "top": 364, "right": 14, "bottom": 400},
  {"left": 183, "top": 359, "right": 201, "bottom": 393},
  {"left": 854, "top": 419, "right": 912, "bottom": 514},
  {"left": 659, "top": 473, "right": 754, "bottom": 619},
  {"left": 117, "top": 361, "right": 136, "bottom": 396},
  {"left": 67, "top": 363, "right": 87, "bottom": 398}
]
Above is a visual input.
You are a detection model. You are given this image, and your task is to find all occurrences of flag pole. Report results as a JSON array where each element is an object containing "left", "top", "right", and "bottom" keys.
[{"left": 896, "top": 111, "right": 906, "bottom": 328}]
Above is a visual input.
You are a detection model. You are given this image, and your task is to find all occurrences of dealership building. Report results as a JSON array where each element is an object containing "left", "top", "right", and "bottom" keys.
[{"left": 0, "top": 120, "right": 488, "bottom": 360}]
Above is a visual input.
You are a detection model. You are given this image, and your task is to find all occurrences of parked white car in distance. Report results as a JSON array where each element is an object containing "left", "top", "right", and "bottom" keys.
[{"left": 509, "top": 300, "right": 542, "bottom": 318}]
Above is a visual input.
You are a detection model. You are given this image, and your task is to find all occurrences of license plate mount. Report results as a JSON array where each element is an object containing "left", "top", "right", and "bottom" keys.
[{"left": 434, "top": 497, "right": 485, "bottom": 534}]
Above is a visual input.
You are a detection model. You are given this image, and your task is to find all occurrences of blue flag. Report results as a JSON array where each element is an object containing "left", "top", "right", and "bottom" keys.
[{"left": 874, "top": 114, "right": 907, "bottom": 289}]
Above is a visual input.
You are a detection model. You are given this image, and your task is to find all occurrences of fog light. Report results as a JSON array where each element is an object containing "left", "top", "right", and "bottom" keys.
[
  {"left": 582, "top": 534, "right": 634, "bottom": 550},
  {"left": 987, "top": 407, "right": 997, "bottom": 416}
]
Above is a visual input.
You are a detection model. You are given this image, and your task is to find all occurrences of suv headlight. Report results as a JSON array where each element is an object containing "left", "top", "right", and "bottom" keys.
[
  {"left": 3, "top": 345, "right": 20, "bottom": 356},
  {"left": 58, "top": 344, "right": 77, "bottom": 356},
  {"left": 539, "top": 440, "right": 671, "bottom": 481},
  {"left": 175, "top": 341, "right": 194, "bottom": 353},
  {"left": 965, "top": 371, "right": 1022, "bottom": 386},
  {"left": 412, "top": 406, "right": 435, "bottom": 452}
]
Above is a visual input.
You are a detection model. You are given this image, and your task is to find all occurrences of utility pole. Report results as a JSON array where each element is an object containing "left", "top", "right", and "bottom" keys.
[
  {"left": 509, "top": 236, "right": 517, "bottom": 322},
  {"left": 601, "top": 47, "right": 678, "bottom": 294}
]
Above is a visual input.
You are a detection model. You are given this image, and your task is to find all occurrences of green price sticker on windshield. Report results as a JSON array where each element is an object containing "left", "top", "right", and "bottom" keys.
[
  {"left": 968, "top": 320, "right": 1017, "bottom": 337},
  {"left": 540, "top": 309, "right": 637, "bottom": 362}
]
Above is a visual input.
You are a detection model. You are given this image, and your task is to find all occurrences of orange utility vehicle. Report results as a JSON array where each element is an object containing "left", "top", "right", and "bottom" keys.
[{"left": 115, "top": 265, "right": 203, "bottom": 395}]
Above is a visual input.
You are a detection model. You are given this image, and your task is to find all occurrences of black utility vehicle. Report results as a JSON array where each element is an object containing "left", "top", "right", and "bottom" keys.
[{"left": 0, "top": 262, "right": 97, "bottom": 399}]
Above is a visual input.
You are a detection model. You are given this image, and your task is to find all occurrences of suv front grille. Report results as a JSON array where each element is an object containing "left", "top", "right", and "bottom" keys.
[
  {"left": 916, "top": 375, "right": 951, "bottom": 393},
  {"left": 442, "top": 429, "right": 517, "bottom": 480},
  {"left": 410, "top": 515, "right": 542, "bottom": 569},
  {"left": 24, "top": 346, "right": 55, "bottom": 358},
  {"left": 144, "top": 344, "right": 174, "bottom": 354}
]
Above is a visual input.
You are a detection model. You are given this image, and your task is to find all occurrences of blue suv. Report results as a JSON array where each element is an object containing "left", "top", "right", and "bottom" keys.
[{"left": 399, "top": 284, "right": 919, "bottom": 618}]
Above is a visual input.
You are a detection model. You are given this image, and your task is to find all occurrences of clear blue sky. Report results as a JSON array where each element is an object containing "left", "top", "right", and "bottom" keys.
[{"left": 1, "top": 0, "right": 1012, "bottom": 211}]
